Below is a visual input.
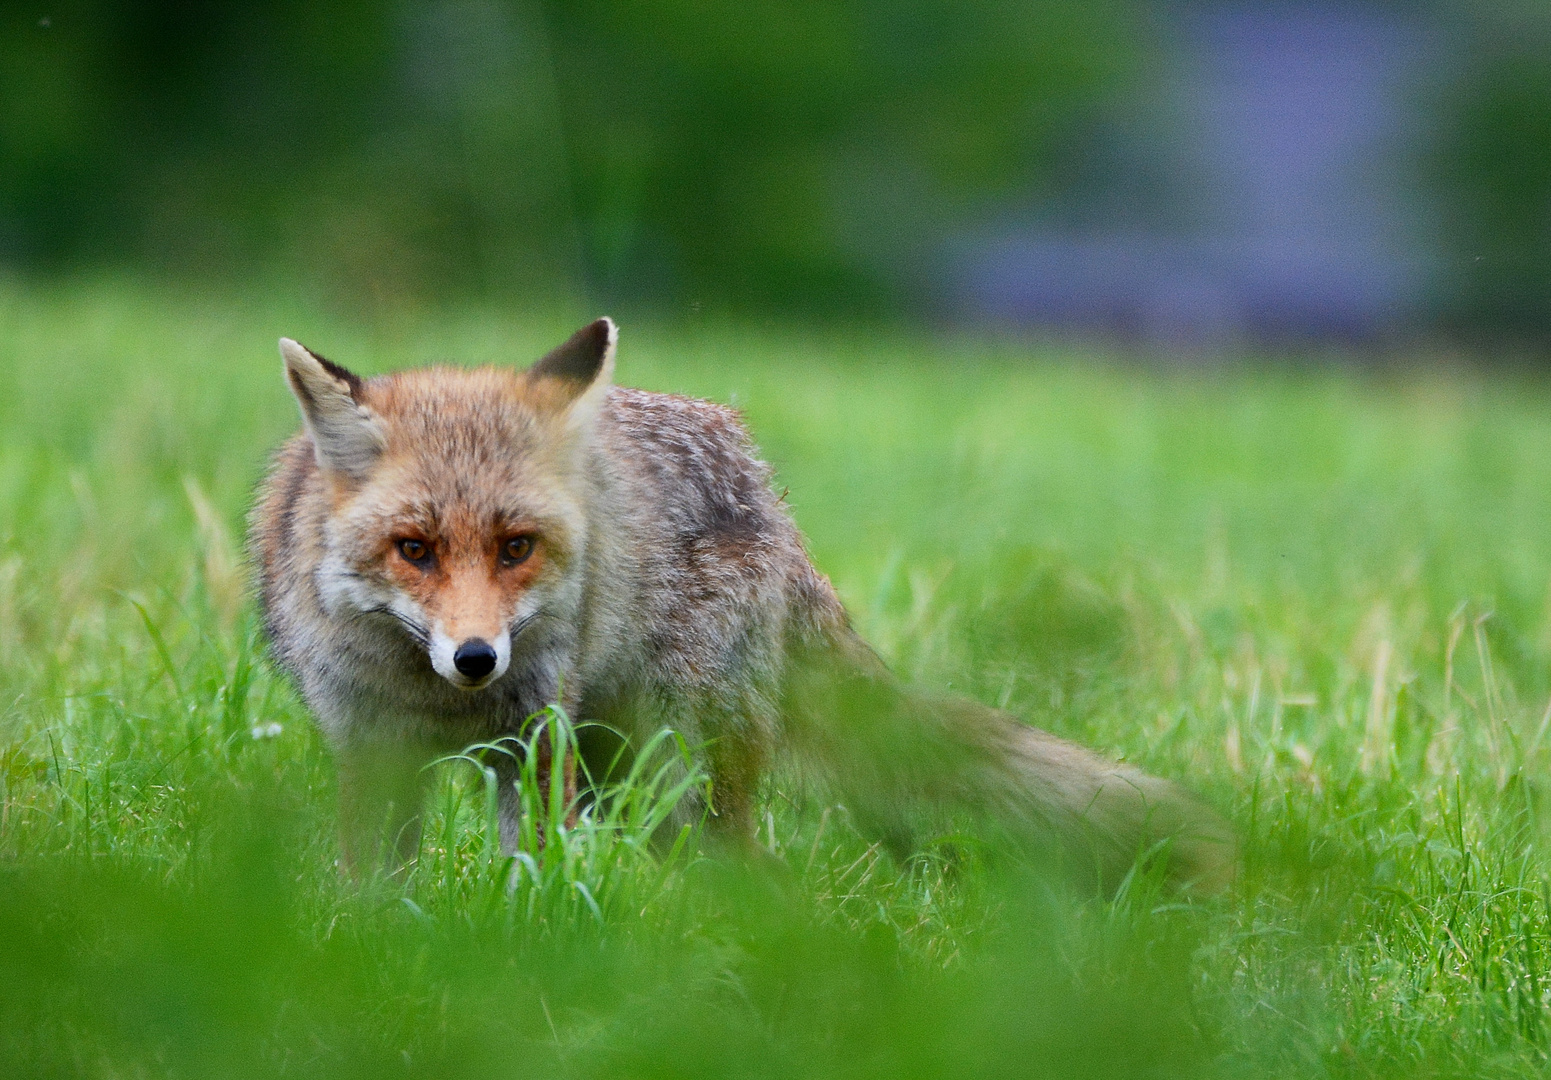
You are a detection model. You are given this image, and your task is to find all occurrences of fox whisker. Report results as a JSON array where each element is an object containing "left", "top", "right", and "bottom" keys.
[
  {"left": 367, "top": 606, "right": 430, "bottom": 647},
  {"left": 507, "top": 610, "right": 545, "bottom": 643}
]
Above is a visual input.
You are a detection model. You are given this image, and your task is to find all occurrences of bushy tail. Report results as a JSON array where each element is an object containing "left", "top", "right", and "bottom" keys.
[{"left": 783, "top": 627, "right": 1235, "bottom": 895}]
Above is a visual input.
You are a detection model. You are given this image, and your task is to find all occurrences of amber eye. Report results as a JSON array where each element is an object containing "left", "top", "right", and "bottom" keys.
[
  {"left": 396, "top": 538, "right": 431, "bottom": 565},
  {"left": 500, "top": 535, "right": 534, "bottom": 566}
]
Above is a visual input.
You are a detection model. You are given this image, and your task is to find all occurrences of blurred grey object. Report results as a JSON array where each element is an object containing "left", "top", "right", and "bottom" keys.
[{"left": 949, "top": 3, "right": 1441, "bottom": 343}]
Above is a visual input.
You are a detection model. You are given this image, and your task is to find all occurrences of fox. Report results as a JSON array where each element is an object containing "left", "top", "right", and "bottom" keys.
[{"left": 251, "top": 318, "right": 1233, "bottom": 892}]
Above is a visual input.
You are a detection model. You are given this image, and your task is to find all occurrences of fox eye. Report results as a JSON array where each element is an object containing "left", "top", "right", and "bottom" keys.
[
  {"left": 501, "top": 535, "right": 534, "bottom": 566},
  {"left": 396, "top": 538, "right": 431, "bottom": 565}
]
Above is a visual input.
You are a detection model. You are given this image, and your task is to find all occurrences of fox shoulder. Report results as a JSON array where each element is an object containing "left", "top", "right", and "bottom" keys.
[
  {"left": 600, "top": 387, "right": 783, "bottom": 539},
  {"left": 595, "top": 385, "right": 848, "bottom": 644}
]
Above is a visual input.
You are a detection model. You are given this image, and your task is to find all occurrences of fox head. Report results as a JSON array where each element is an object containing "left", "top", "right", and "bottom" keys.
[{"left": 279, "top": 318, "right": 616, "bottom": 691}]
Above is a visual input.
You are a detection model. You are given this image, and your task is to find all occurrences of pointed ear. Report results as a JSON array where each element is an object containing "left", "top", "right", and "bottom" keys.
[
  {"left": 279, "top": 338, "right": 386, "bottom": 477},
  {"left": 524, "top": 317, "right": 616, "bottom": 428}
]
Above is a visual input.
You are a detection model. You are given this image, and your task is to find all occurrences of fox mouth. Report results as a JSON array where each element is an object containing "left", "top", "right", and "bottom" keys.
[
  {"left": 368, "top": 606, "right": 544, "bottom": 690},
  {"left": 364, "top": 607, "right": 490, "bottom": 688},
  {"left": 441, "top": 613, "right": 544, "bottom": 690}
]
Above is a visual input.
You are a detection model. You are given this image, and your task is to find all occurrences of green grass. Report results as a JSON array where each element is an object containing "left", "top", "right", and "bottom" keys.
[{"left": 5, "top": 278, "right": 1551, "bottom": 1077}]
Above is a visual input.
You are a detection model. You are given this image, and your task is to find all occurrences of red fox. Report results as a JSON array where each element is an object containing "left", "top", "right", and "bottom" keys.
[{"left": 252, "top": 319, "right": 1233, "bottom": 891}]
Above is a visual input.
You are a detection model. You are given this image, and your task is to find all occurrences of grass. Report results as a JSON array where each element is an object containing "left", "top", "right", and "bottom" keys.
[{"left": 5, "top": 278, "right": 1551, "bottom": 1076}]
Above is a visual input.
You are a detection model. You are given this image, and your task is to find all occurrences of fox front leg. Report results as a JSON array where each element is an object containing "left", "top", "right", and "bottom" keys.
[
  {"left": 702, "top": 725, "right": 770, "bottom": 850},
  {"left": 494, "top": 732, "right": 578, "bottom": 854},
  {"left": 641, "top": 688, "right": 775, "bottom": 853},
  {"left": 335, "top": 741, "right": 431, "bottom": 877}
]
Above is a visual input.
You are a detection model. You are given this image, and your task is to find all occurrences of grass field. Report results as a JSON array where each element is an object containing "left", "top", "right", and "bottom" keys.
[{"left": 6, "top": 279, "right": 1551, "bottom": 1077}]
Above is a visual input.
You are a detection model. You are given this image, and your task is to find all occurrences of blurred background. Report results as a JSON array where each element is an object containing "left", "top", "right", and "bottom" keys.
[{"left": 3, "top": 0, "right": 1549, "bottom": 347}]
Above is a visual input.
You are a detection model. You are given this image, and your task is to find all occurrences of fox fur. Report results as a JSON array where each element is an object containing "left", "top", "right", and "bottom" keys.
[{"left": 251, "top": 318, "right": 1233, "bottom": 892}]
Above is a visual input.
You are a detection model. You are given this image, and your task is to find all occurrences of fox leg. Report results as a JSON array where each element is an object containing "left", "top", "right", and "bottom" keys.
[
  {"left": 493, "top": 729, "right": 578, "bottom": 854},
  {"left": 614, "top": 685, "right": 772, "bottom": 851},
  {"left": 701, "top": 710, "right": 773, "bottom": 849},
  {"left": 539, "top": 740, "right": 579, "bottom": 829},
  {"left": 335, "top": 741, "right": 430, "bottom": 877}
]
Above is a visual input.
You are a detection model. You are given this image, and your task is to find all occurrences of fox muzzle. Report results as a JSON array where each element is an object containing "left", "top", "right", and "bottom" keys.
[{"left": 428, "top": 623, "right": 511, "bottom": 690}]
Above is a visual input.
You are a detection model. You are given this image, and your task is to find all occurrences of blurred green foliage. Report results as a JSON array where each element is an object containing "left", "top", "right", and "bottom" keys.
[
  {"left": 0, "top": 1, "right": 1134, "bottom": 312},
  {"left": 1433, "top": 5, "right": 1551, "bottom": 339}
]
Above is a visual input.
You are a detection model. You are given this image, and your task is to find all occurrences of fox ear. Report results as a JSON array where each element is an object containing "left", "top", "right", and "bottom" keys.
[
  {"left": 525, "top": 317, "right": 616, "bottom": 428},
  {"left": 279, "top": 338, "right": 386, "bottom": 477}
]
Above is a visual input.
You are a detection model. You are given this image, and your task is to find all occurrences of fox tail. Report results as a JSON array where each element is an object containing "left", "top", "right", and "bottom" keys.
[{"left": 782, "top": 627, "right": 1235, "bottom": 895}]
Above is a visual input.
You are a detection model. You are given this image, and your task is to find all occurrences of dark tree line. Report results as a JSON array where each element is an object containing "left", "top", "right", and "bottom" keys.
[
  {"left": 1, "top": 1, "right": 1548, "bottom": 332},
  {"left": 0, "top": 1, "right": 1133, "bottom": 312}
]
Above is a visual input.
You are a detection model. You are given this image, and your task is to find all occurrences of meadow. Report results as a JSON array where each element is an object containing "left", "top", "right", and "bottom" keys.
[{"left": 5, "top": 279, "right": 1551, "bottom": 1077}]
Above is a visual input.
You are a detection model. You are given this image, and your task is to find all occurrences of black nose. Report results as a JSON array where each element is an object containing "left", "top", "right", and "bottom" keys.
[{"left": 452, "top": 639, "right": 498, "bottom": 679}]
